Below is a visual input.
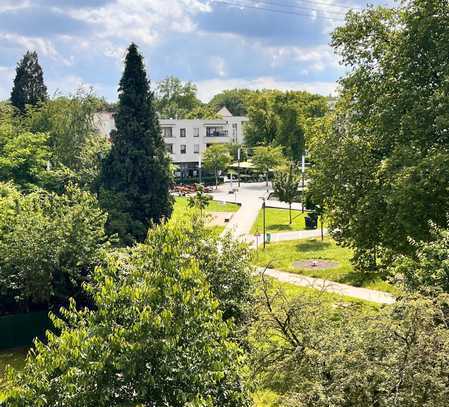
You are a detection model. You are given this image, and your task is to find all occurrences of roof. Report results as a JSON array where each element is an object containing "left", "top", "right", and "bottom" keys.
[{"left": 217, "top": 106, "right": 233, "bottom": 117}]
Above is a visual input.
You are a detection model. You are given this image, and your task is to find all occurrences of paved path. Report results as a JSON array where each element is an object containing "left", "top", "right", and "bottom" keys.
[
  {"left": 258, "top": 267, "right": 395, "bottom": 305},
  {"left": 208, "top": 182, "right": 395, "bottom": 304}
]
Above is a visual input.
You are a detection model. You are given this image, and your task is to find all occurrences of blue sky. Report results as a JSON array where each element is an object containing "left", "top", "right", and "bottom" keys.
[{"left": 0, "top": 0, "right": 391, "bottom": 102}]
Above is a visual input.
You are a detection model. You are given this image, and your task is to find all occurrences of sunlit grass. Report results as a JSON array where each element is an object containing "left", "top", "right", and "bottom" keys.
[{"left": 253, "top": 238, "right": 400, "bottom": 295}]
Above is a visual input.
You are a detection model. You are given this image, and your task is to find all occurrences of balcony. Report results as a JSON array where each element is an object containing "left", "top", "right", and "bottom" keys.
[{"left": 206, "top": 127, "right": 228, "bottom": 138}]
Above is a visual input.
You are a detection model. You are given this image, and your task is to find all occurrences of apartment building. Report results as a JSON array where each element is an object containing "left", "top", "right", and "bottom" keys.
[{"left": 95, "top": 107, "right": 248, "bottom": 178}]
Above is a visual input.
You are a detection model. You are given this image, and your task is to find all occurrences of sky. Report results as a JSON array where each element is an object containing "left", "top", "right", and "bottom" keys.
[{"left": 0, "top": 0, "right": 391, "bottom": 102}]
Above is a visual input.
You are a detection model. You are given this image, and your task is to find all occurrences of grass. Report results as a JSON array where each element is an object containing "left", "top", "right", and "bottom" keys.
[
  {"left": 173, "top": 196, "right": 240, "bottom": 215},
  {"left": 0, "top": 347, "right": 27, "bottom": 401},
  {"left": 253, "top": 238, "right": 400, "bottom": 295},
  {"left": 250, "top": 207, "right": 323, "bottom": 235}
]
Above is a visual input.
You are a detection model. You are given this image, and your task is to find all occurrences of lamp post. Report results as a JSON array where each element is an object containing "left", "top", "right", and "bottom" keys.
[
  {"left": 301, "top": 153, "right": 305, "bottom": 212},
  {"left": 237, "top": 146, "right": 241, "bottom": 188},
  {"left": 198, "top": 147, "right": 202, "bottom": 184},
  {"left": 259, "top": 197, "right": 266, "bottom": 250}
]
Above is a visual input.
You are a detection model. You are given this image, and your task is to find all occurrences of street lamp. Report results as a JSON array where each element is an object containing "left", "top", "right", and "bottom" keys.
[
  {"left": 301, "top": 153, "right": 305, "bottom": 212},
  {"left": 259, "top": 196, "right": 266, "bottom": 249}
]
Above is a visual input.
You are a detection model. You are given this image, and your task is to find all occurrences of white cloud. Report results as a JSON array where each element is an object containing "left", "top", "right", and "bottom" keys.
[
  {"left": 0, "top": 0, "right": 30, "bottom": 13},
  {"left": 0, "top": 66, "right": 15, "bottom": 100},
  {"left": 67, "top": 0, "right": 211, "bottom": 49},
  {"left": 196, "top": 76, "right": 338, "bottom": 102},
  {"left": 0, "top": 33, "right": 58, "bottom": 58},
  {"left": 267, "top": 44, "right": 341, "bottom": 73}
]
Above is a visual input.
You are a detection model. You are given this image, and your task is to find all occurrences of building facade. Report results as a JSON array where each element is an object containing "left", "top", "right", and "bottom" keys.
[{"left": 95, "top": 107, "right": 248, "bottom": 178}]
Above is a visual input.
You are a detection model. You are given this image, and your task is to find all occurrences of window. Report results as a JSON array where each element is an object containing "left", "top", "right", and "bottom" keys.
[
  {"left": 194, "top": 144, "right": 200, "bottom": 154},
  {"left": 206, "top": 127, "right": 228, "bottom": 137},
  {"left": 180, "top": 128, "right": 186, "bottom": 137},
  {"left": 165, "top": 143, "right": 173, "bottom": 154},
  {"left": 193, "top": 128, "right": 200, "bottom": 137},
  {"left": 162, "top": 127, "right": 173, "bottom": 138},
  {"left": 180, "top": 144, "right": 187, "bottom": 154}
]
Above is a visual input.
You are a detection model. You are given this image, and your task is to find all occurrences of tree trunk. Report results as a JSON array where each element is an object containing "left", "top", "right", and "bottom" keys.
[
  {"left": 289, "top": 203, "right": 292, "bottom": 224},
  {"left": 266, "top": 172, "right": 268, "bottom": 188},
  {"left": 215, "top": 170, "right": 218, "bottom": 190}
]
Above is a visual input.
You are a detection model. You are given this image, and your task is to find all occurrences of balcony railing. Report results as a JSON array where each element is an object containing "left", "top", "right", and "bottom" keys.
[{"left": 206, "top": 129, "right": 228, "bottom": 137}]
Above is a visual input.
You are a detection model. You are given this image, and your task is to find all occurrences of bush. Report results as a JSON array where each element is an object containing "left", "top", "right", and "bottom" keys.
[
  {"left": 5, "top": 218, "right": 252, "bottom": 406},
  {"left": 0, "top": 183, "right": 110, "bottom": 314}
]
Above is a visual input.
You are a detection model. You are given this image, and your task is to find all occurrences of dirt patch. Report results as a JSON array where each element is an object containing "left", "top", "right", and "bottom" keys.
[
  {"left": 207, "top": 212, "right": 234, "bottom": 226},
  {"left": 293, "top": 260, "right": 340, "bottom": 270}
]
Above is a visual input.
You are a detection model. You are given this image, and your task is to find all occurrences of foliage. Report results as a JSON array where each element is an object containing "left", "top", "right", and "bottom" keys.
[
  {"left": 272, "top": 165, "right": 301, "bottom": 224},
  {"left": 253, "top": 278, "right": 449, "bottom": 406},
  {"left": 185, "top": 104, "right": 219, "bottom": 119},
  {"left": 251, "top": 145, "right": 285, "bottom": 186},
  {"left": 245, "top": 90, "right": 327, "bottom": 161},
  {"left": 244, "top": 90, "right": 280, "bottom": 147},
  {"left": 10, "top": 51, "right": 48, "bottom": 113},
  {"left": 99, "top": 43, "right": 173, "bottom": 244},
  {"left": 393, "top": 223, "right": 449, "bottom": 294},
  {"left": 187, "top": 184, "right": 212, "bottom": 216},
  {"left": 5, "top": 219, "right": 253, "bottom": 406},
  {"left": 208, "top": 89, "right": 253, "bottom": 116},
  {"left": 228, "top": 142, "right": 247, "bottom": 162},
  {"left": 0, "top": 182, "right": 110, "bottom": 314},
  {"left": 202, "top": 144, "right": 231, "bottom": 189},
  {"left": 155, "top": 76, "right": 202, "bottom": 118},
  {"left": 0, "top": 104, "right": 51, "bottom": 190},
  {"left": 309, "top": 0, "right": 449, "bottom": 271}
]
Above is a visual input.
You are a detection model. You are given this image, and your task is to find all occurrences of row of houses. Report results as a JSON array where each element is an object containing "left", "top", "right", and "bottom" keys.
[{"left": 95, "top": 106, "right": 248, "bottom": 178}]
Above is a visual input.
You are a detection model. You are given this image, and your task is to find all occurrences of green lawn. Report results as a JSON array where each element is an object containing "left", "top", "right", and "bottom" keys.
[
  {"left": 254, "top": 238, "right": 399, "bottom": 295},
  {"left": 173, "top": 196, "right": 240, "bottom": 215},
  {"left": 0, "top": 347, "right": 27, "bottom": 401},
  {"left": 250, "top": 207, "right": 323, "bottom": 235}
]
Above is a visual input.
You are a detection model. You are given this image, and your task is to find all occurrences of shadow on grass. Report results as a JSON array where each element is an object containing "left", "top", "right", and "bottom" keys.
[
  {"left": 294, "top": 239, "right": 331, "bottom": 252},
  {"left": 266, "top": 223, "right": 298, "bottom": 232},
  {"left": 340, "top": 271, "right": 385, "bottom": 288}
]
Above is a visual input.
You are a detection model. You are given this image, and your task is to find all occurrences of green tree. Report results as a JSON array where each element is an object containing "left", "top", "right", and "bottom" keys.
[
  {"left": 208, "top": 89, "right": 253, "bottom": 116},
  {"left": 393, "top": 223, "right": 449, "bottom": 294},
  {"left": 253, "top": 278, "right": 449, "bottom": 406},
  {"left": 155, "top": 76, "right": 202, "bottom": 118},
  {"left": 6, "top": 219, "right": 252, "bottom": 406},
  {"left": 10, "top": 51, "right": 48, "bottom": 113},
  {"left": 99, "top": 43, "right": 173, "bottom": 244},
  {"left": 202, "top": 144, "right": 231, "bottom": 189},
  {"left": 244, "top": 90, "right": 280, "bottom": 146},
  {"left": 252, "top": 145, "right": 285, "bottom": 188},
  {"left": 187, "top": 184, "right": 211, "bottom": 216},
  {"left": 0, "top": 103, "right": 51, "bottom": 190},
  {"left": 185, "top": 104, "right": 219, "bottom": 119},
  {"left": 309, "top": 0, "right": 449, "bottom": 271},
  {"left": 273, "top": 165, "right": 300, "bottom": 224},
  {"left": 24, "top": 91, "right": 104, "bottom": 172},
  {"left": 0, "top": 183, "right": 110, "bottom": 314}
]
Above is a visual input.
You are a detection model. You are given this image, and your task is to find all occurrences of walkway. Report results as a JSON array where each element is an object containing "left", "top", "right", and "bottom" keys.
[
  {"left": 258, "top": 267, "right": 395, "bottom": 305},
  {"left": 209, "top": 182, "right": 395, "bottom": 304}
]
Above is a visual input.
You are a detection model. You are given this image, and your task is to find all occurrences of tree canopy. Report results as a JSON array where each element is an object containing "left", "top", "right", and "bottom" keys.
[
  {"left": 154, "top": 76, "right": 202, "bottom": 119},
  {"left": 99, "top": 43, "right": 173, "bottom": 244},
  {"left": 6, "top": 217, "right": 252, "bottom": 406},
  {"left": 308, "top": 0, "right": 449, "bottom": 270},
  {"left": 10, "top": 51, "right": 48, "bottom": 113}
]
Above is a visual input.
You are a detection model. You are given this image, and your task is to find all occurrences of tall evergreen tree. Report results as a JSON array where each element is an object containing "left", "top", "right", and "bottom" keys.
[
  {"left": 11, "top": 51, "right": 48, "bottom": 113},
  {"left": 99, "top": 43, "right": 173, "bottom": 244}
]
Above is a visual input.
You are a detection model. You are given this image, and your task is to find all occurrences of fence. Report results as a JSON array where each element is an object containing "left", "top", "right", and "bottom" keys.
[{"left": 0, "top": 311, "right": 51, "bottom": 350}]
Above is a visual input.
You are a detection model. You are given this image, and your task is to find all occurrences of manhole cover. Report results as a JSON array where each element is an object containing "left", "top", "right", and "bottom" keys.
[{"left": 293, "top": 260, "right": 340, "bottom": 270}]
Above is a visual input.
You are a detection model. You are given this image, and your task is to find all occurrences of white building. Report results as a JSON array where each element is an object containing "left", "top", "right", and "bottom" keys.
[{"left": 95, "top": 107, "right": 248, "bottom": 178}]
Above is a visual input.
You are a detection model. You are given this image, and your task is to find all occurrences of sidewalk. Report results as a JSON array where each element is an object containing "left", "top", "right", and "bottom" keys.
[{"left": 258, "top": 267, "right": 395, "bottom": 305}]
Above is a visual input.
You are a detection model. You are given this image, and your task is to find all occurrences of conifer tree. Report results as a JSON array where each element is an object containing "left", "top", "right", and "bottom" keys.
[
  {"left": 11, "top": 51, "right": 48, "bottom": 113},
  {"left": 99, "top": 43, "right": 173, "bottom": 244}
]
